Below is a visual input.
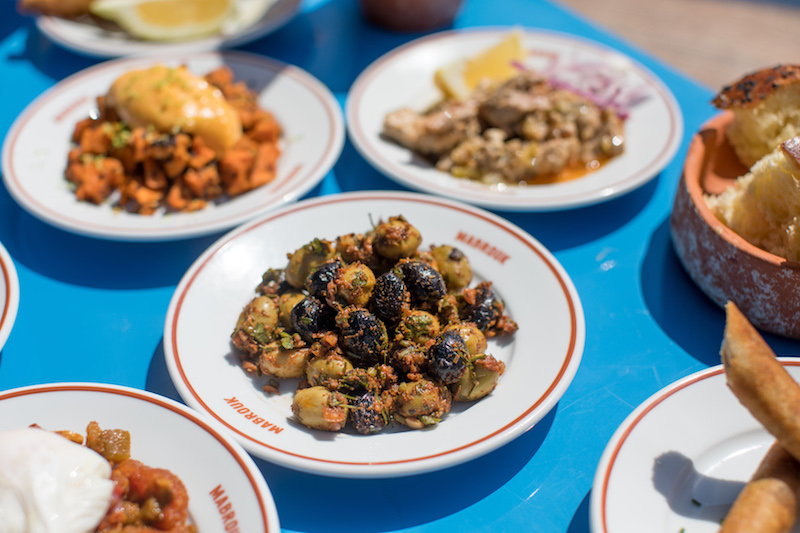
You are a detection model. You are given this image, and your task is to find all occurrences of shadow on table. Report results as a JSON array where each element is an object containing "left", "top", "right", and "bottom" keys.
[
  {"left": 144, "top": 338, "right": 183, "bottom": 403},
  {"left": 641, "top": 217, "right": 800, "bottom": 365},
  {"left": 254, "top": 407, "right": 556, "bottom": 533}
]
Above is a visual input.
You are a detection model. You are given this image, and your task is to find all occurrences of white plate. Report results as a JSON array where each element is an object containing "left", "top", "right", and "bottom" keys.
[
  {"left": 0, "top": 382, "right": 280, "bottom": 532},
  {"left": 163, "top": 190, "right": 585, "bottom": 478},
  {"left": 591, "top": 359, "right": 800, "bottom": 533},
  {"left": 35, "top": 0, "right": 300, "bottom": 58},
  {"left": 346, "top": 28, "right": 683, "bottom": 211},
  {"left": 2, "top": 50, "right": 344, "bottom": 241},
  {"left": 0, "top": 240, "right": 20, "bottom": 352}
]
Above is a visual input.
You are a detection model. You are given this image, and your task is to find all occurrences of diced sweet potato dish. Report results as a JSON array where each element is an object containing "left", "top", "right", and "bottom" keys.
[{"left": 66, "top": 65, "right": 282, "bottom": 215}]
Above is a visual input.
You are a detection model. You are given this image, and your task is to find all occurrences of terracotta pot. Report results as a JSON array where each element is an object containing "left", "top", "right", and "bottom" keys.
[
  {"left": 670, "top": 111, "right": 800, "bottom": 339},
  {"left": 358, "top": 0, "right": 463, "bottom": 32}
]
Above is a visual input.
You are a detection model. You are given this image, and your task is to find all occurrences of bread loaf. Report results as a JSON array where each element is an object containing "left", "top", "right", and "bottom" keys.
[
  {"left": 706, "top": 137, "right": 800, "bottom": 261},
  {"left": 713, "top": 65, "right": 800, "bottom": 167}
]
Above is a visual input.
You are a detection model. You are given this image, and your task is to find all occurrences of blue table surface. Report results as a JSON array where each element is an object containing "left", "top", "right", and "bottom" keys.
[{"left": 2, "top": 0, "right": 799, "bottom": 531}]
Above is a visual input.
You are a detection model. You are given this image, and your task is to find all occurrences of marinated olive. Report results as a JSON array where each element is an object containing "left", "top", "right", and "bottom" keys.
[
  {"left": 305, "top": 259, "right": 343, "bottom": 300},
  {"left": 428, "top": 329, "right": 469, "bottom": 384},
  {"left": 371, "top": 271, "right": 409, "bottom": 323},
  {"left": 461, "top": 282, "right": 503, "bottom": 332},
  {"left": 350, "top": 393, "right": 388, "bottom": 435},
  {"left": 259, "top": 343, "right": 313, "bottom": 379},
  {"left": 335, "top": 232, "right": 383, "bottom": 269},
  {"left": 277, "top": 291, "right": 306, "bottom": 330},
  {"left": 394, "top": 379, "right": 452, "bottom": 429},
  {"left": 257, "top": 268, "right": 292, "bottom": 296},
  {"left": 373, "top": 215, "right": 422, "bottom": 259},
  {"left": 290, "top": 296, "right": 334, "bottom": 344},
  {"left": 329, "top": 262, "right": 375, "bottom": 308},
  {"left": 430, "top": 245, "right": 472, "bottom": 291},
  {"left": 292, "top": 386, "right": 348, "bottom": 432},
  {"left": 336, "top": 307, "right": 388, "bottom": 366},
  {"left": 231, "top": 295, "right": 280, "bottom": 355},
  {"left": 390, "top": 343, "right": 428, "bottom": 376},
  {"left": 306, "top": 354, "right": 354, "bottom": 387},
  {"left": 443, "top": 322, "right": 487, "bottom": 355},
  {"left": 397, "top": 261, "right": 446, "bottom": 304},
  {"left": 396, "top": 309, "right": 441, "bottom": 345},
  {"left": 285, "top": 238, "right": 336, "bottom": 289},
  {"left": 451, "top": 354, "right": 506, "bottom": 401}
]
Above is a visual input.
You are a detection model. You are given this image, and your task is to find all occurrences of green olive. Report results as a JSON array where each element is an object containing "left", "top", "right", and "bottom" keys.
[
  {"left": 306, "top": 354, "right": 354, "bottom": 387},
  {"left": 373, "top": 216, "right": 422, "bottom": 260},
  {"left": 330, "top": 262, "right": 375, "bottom": 307},
  {"left": 390, "top": 343, "right": 427, "bottom": 376},
  {"left": 394, "top": 379, "right": 452, "bottom": 428},
  {"left": 292, "top": 386, "right": 348, "bottom": 431},
  {"left": 451, "top": 354, "right": 505, "bottom": 401},
  {"left": 430, "top": 245, "right": 472, "bottom": 291},
  {"left": 231, "top": 295, "right": 280, "bottom": 355},
  {"left": 277, "top": 291, "right": 306, "bottom": 330},
  {"left": 258, "top": 343, "right": 312, "bottom": 379},
  {"left": 285, "top": 238, "right": 336, "bottom": 289},
  {"left": 444, "top": 322, "right": 487, "bottom": 355},
  {"left": 396, "top": 309, "right": 441, "bottom": 345}
]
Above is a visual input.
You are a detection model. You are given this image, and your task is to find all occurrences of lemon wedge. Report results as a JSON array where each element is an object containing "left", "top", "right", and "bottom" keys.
[
  {"left": 90, "top": 0, "right": 233, "bottom": 42},
  {"left": 434, "top": 29, "right": 526, "bottom": 101}
]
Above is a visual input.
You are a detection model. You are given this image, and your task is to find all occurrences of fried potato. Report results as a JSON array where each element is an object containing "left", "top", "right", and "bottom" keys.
[
  {"left": 720, "top": 441, "right": 800, "bottom": 533},
  {"left": 720, "top": 301, "right": 800, "bottom": 463}
]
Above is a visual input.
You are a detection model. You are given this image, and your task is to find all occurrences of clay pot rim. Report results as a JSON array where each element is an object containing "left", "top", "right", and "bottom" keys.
[{"left": 684, "top": 111, "right": 800, "bottom": 270}]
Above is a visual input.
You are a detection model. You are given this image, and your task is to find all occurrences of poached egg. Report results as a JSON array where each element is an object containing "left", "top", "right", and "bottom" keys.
[{"left": 0, "top": 428, "right": 114, "bottom": 533}]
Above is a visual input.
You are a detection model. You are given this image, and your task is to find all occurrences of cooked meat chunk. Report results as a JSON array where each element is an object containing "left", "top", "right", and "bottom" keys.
[{"left": 383, "top": 70, "right": 626, "bottom": 185}]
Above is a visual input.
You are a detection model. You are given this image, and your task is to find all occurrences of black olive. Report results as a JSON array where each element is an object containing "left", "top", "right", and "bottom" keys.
[
  {"left": 337, "top": 308, "right": 388, "bottom": 366},
  {"left": 350, "top": 393, "right": 387, "bottom": 435},
  {"left": 398, "top": 261, "right": 446, "bottom": 304},
  {"left": 305, "top": 260, "right": 342, "bottom": 300},
  {"left": 462, "top": 283, "right": 502, "bottom": 331},
  {"left": 371, "top": 271, "right": 409, "bottom": 322},
  {"left": 290, "top": 296, "right": 334, "bottom": 343},
  {"left": 428, "top": 330, "right": 468, "bottom": 384}
]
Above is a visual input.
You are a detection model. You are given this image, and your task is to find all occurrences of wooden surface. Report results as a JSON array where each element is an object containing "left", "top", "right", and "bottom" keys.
[{"left": 556, "top": 0, "right": 800, "bottom": 91}]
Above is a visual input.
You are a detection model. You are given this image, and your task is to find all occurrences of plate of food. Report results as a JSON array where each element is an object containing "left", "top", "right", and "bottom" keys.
[
  {"left": 0, "top": 240, "right": 20, "bottom": 352},
  {"left": 163, "top": 191, "right": 585, "bottom": 478},
  {"left": 592, "top": 302, "right": 800, "bottom": 532},
  {"left": 0, "top": 382, "right": 280, "bottom": 532},
  {"left": 346, "top": 27, "right": 683, "bottom": 211},
  {"left": 20, "top": 0, "right": 301, "bottom": 58},
  {"left": 2, "top": 50, "right": 344, "bottom": 241}
]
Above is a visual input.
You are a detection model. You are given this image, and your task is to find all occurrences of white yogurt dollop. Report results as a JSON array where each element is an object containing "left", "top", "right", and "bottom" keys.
[{"left": 0, "top": 428, "right": 114, "bottom": 533}]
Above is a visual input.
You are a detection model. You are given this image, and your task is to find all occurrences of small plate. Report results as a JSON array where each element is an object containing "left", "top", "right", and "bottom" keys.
[
  {"left": 591, "top": 359, "right": 800, "bottom": 533},
  {"left": 2, "top": 50, "right": 344, "bottom": 241},
  {"left": 0, "top": 240, "right": 20, "bottom": 352},
  {"left": 163, "top": 191, "right": 585, "bottom": 478},
  {"left": 347, "top": 28, "right": 683, "bottom": 211},
  {"left": 0, "top": 382, "right": 280, "bottom": 532},
  {"left": 35, "top": 0, "right": 301, "bottom": 58}
]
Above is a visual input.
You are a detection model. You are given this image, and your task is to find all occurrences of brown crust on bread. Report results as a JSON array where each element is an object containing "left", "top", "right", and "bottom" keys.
[{"left": 712, "top": 65, "right": 800, "bottom": 110}]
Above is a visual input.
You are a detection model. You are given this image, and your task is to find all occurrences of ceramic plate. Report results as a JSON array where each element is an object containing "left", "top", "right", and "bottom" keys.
[
  {"left": 347, "top": 28, "right": 683, "bottom": 211},
  {"left": 591, "top": 359, "right": 800, "bottom": 533},
  {"left": 35, "top": 0, "right": 300, "bottom": 58},
  {"left": 0, "top": 382, "right": 280, "bottom": 532},
  {"left": 2, "top": 50, "right": 344, "bottom": 241},
  {"left": 164, "top": 191, "right": 585, "bottom": 478},
  {"left": 0, "top": 240, "right": 20, "bottom": 352}
]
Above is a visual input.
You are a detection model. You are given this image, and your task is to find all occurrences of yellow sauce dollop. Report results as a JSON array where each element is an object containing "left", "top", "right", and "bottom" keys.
[{"left": 105, "top": 64, "right": 242, "bottom": 155}]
